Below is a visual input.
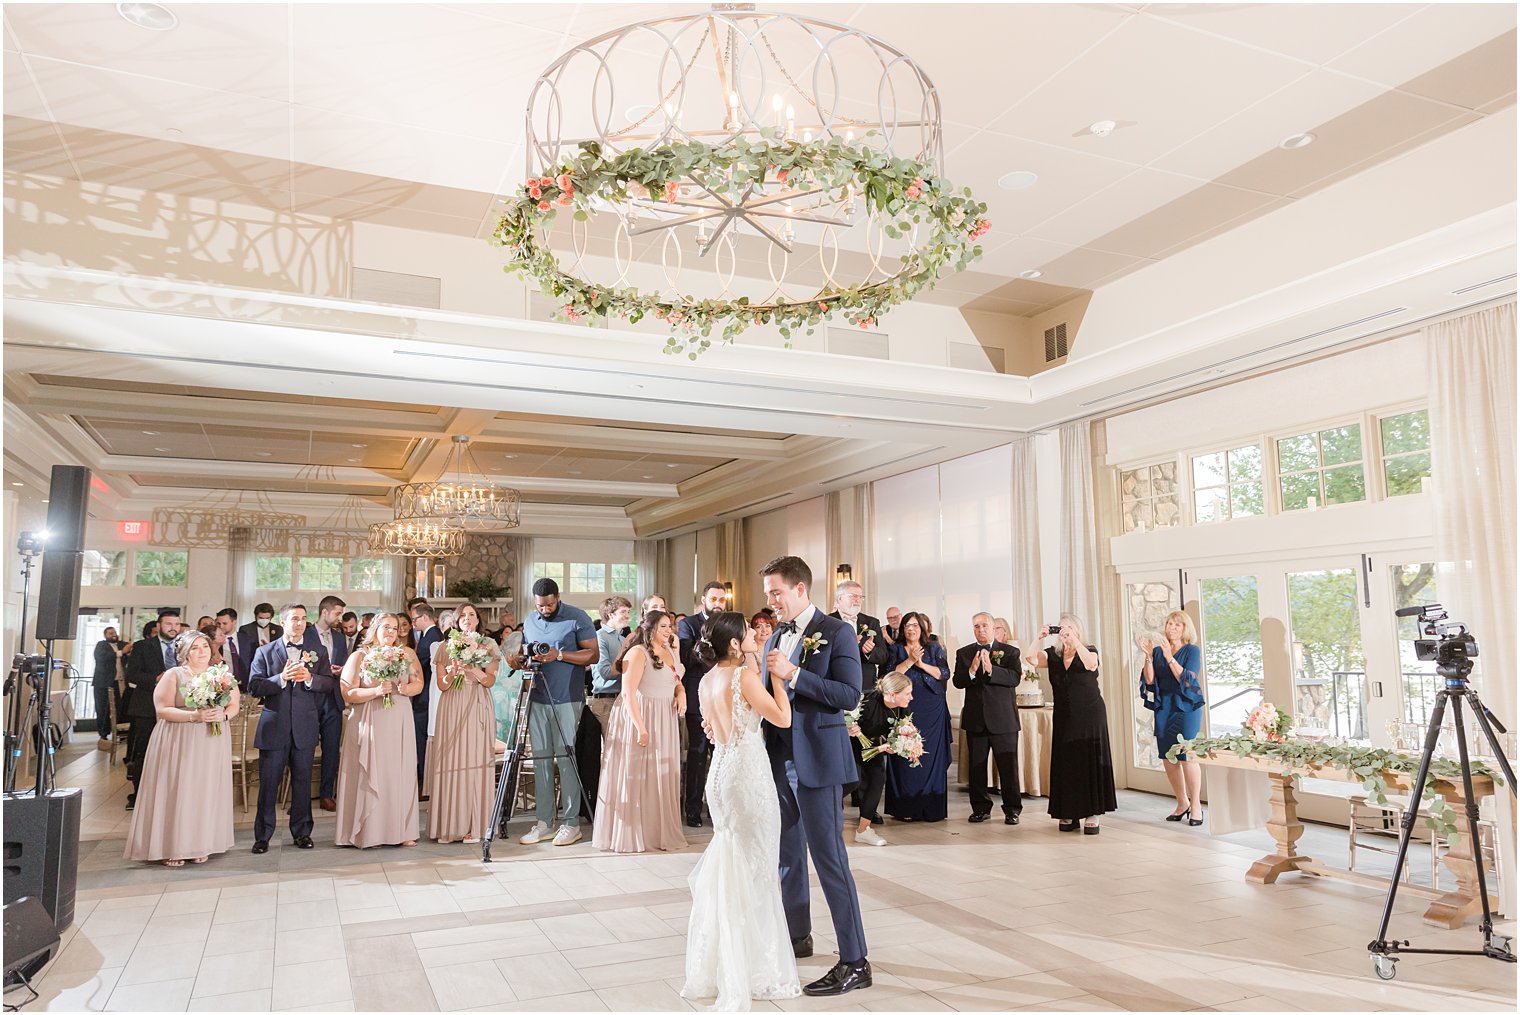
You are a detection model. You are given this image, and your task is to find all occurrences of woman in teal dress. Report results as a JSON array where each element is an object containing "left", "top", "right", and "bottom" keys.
[{"left": 1140, "top": 610, "right": 1205, "bottom": 825}]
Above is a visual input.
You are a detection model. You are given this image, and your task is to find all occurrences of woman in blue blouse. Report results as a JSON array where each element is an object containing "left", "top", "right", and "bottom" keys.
[
  {"left": 884, "top": 611, "right": 952, "bottom": 822},
  {"left": 1141, "top": 610, "right": 1205, "bottom": 825}
]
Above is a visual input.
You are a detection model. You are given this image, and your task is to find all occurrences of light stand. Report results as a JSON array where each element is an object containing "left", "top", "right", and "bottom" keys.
[
  {"left": 1367, "top": 604, "right": 1517, "bottom": 980},
  {"left": 3, "top": 533, "right": 46, "bottom": 793}
]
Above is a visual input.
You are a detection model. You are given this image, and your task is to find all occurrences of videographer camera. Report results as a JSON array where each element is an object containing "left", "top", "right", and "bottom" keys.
[{"left": 508, "top": 578, "right": 598, "bottom": 847}]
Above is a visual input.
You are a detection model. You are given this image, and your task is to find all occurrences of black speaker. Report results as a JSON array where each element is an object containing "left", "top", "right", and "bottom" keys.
[
  {"left": 35, "top": 465, "right": 90, "bottom": 642},
  {"left": 3, "top": 896, "right": 60, "bottom": 983},
  {"left": 2, "top": 790, "right": 81, "bottom": 932}
]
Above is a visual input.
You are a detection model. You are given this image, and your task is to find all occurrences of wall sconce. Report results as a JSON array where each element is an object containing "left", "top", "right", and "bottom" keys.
[
  {"left": 723, "top": 581, "right": 734, "bottom": 604},
  {"left": 836, "top": 563, "right": 853, "bottom": 583}
]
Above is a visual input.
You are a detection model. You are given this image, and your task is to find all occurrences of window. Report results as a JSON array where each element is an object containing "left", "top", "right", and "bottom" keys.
[
  {"left": 532, "top": 562, "right": 564, "bottom": 585},
  {"left": 81, "top": 550, "right": 127, "bottom": 587},
  {"left": 1380, "top": 409, "right": 1431, "bottom": 497},
  {"left": 1119, "top": 462, "right": 1181, "bottom": 533},
  {"left": 1391, "top": 562, "right": 1445, "bottom": 723},
  {"left": 610, "top": 563, "right": 638, "bottom": 595},
  {"left": 568, "top": 563, "right": 605, "bottom": 594},
  {"left": 1198, "top": 576, "right": 1263, "bottom": 736},
  {"left": 1191, "top": 444, "right": 1264, "bottom": 524},
  {"left": 256, "top": 556, "right": 293, "bottom": 590},
  {"left": 298, "top": 557, "right": 343, "bottom": 590},
  {"left": 1277, "top": 424, "right": 1367, "bottom": 511},
  {"left": 1286, "top": 568, "right": 1366, "bottom": 738},
  {"left": 348, "top": 558, "right": 386, "bottom": 592},
  {"left": 134, "top": 551, "right": 187, "bottom": 587}
]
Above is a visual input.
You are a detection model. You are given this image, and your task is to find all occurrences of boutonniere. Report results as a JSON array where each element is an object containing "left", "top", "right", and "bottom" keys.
[
  {"left": 800, "top": 633, "right": 827, "bottom": 664},
  {"left": 991, "top": 650, "right": 1005, "bottom": 666},
  {"left": 300, "top": 650, "right": 318, "bottom": 668},
  {"left": 857, "top": 625, "right": 876, "bottom": 640}
]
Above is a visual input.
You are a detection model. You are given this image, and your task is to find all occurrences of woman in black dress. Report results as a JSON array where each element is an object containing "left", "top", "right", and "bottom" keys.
[
  {"left": 1034, "top": 613, "right": 1117, "bottom": 834},
  {"left": 847, "top": 672, "right": 913, "bottom": 846}
]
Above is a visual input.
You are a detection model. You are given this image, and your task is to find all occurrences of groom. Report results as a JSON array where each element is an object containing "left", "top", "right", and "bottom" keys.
[{"left": 758, "top": 555, "right": 871, "bottom": 996}]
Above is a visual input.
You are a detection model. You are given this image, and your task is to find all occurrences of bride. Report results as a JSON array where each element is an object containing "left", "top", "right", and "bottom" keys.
[{"left": 681, "top": 612, "right": 801, "bottom": 1011}]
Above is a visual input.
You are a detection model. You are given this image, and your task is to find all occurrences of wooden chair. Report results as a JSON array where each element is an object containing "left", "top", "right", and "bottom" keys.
[{"left": 229, "top": 702, "right": 262, "bottom": 815}]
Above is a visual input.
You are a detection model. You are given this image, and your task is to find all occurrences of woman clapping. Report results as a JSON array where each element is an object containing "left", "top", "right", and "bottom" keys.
[
  {"left": 335, "top": 614, "right": 424, "bottom": 848},
  {"left": 426, "top": 603, "right": 499, "bottom": 844},
  {"left": 884, "top": 612, "right": 951, "bottom": 822}
]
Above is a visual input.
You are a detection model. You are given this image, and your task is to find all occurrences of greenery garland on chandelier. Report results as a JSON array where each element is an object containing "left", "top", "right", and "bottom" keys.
[
  {"left": 491, "top": 133, "right": 990, "bottom": 360},
  {"left": 1166, "top": 732, "right": 1503, "bottom": 839}
]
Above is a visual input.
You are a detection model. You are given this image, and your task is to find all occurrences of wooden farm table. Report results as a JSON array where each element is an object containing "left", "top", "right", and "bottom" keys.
[{"left": 1197, "top": 748, "right": 1499, "bottom": 930}]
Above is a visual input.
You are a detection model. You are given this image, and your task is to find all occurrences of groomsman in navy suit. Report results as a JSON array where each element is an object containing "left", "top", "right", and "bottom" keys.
[
  {"left": 677, "top": 581, "right": 730, "bottom": 827},
  {"left": 305, "top": 595, "right": 349, "bottom": 812},
  {"left": 248, "top": 603, "right": 332, "bottom": 853}
]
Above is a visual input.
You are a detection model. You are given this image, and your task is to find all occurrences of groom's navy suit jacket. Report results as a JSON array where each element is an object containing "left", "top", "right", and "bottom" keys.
[
  {"left": 248, "top": 639, "right": 334, "bottom": 752},
  {"left": 761, "top": 608, "right": 862, "bottom": 788}
]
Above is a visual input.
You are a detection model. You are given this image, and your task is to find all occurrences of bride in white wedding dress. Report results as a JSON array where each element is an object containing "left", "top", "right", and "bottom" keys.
[{"left": 681, "top": 612, "right": 801, "bottom": 1011}]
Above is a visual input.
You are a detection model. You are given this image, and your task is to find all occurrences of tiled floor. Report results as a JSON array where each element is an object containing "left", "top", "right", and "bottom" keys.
[{"left": 8, "top": 744, "right": 1516, "bottom": 1012}]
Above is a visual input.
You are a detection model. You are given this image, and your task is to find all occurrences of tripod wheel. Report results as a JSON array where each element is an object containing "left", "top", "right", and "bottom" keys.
[
  {"left": 1493, "top": 935, "right": 1513, "bottom": 958},
  {"left": 1371, "top": 955, "right": 1397, "bottom": 980}
]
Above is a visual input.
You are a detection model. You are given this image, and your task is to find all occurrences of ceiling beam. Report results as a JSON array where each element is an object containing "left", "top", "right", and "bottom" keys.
[
  {"left": 401, "top": 408, "right": 498, "bottom": 481},
  {"left": 474, "top": 419, "right": 795, "bottom": 461}
]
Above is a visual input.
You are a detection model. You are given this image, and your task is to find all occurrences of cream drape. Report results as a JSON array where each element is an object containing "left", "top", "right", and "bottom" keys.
[
  {"left": 226, "top": 527, "right": 257, "bottom": 614},
  {"left": 1426, "top": 301, "right": 1516, "bottom": 727},
  {"left": 1059, "top": 422, "right": 1101, "bottom": 643},
  {"left": 634, "top": 538, "right": 661, "bottom": 605},
  {"left": 1010, "top": 438, "right": 1043, "bottom": 646},
  {"left": 715, "top": 520, "right": 745, "bottom": 612}
]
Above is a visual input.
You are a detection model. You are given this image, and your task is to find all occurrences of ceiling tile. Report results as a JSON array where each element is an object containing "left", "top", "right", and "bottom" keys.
[
  {"left": 973, "top": 235, "right": 1092, "bottom": 279},
  {"left": 290, "top": 166, "right": 493, "bottom": 220},
  {"left": 943, "top": 130, "right": 1137, "bottom": 237},
  {"left": 3, "top": 54, "right": 49, "bottom": 122},
  {"left": 4, "top": 147, "right": 70, "bottom": 176},
  {"left": 1026, "top": 168, "right": 1207, "bottom": 250},
  {"left": 1150, "top": 196, "right": 1292, "bottom": 260},
  {"left": 1069, "top": 182, "right": 1279, "bottom": 260},
  {"left": 1329, "top": 4, "right": 1518, "bottom": 88},
  {"left": 1143, "top": 4, "right": 1420, "bottom": 66},
  {"left": 1287, "top": 112, "right": 1481, "bottom": 200},
  {"left": 55, "top": 125, "right": 293, "bottom": 189},
  {"left": 987, "top": 14, "right": 1306, "bottom": 166},
  {"left": 5, "top": 3, "right": 291, "bottom": 100},
  {"left": 1395, "top": 29, "right": 1518, "bottom": 110},
  {"left": 1215, "top": 89, "right": 1474, "bottom": 198},
  {"left": 81, "top": 417, "right": 215, "bottom": 459},
  {"left": 4, "top": 113, "right": 65, "bottom": 156},
  {"left": 291, "top": 106, "right": 514, "bottom": 194},
  {"left": 21, "top": 54, "right": 292, "bottom": 161},
  {"left": 68, "top": 157, "right": 291, "bottom": 208},
  {"left": 1152, "top": 68, "right": 1384, "bottom": 183},
  {"left": 1030, "top": 245, "right": 1153, "bottom": 289}
]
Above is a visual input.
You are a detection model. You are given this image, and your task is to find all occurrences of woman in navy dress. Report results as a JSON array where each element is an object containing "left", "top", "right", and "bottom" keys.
[
  {"left": 884, "top": 612, "right": 951, "bottom": 822},
  {"left": 1140, "top": 610, "right": 1205, "bottom": 825}
]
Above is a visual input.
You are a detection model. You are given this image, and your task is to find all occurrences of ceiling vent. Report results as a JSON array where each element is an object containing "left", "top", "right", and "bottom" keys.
[
  {"left": 1044, "top": 322, "right": 1069, "bottom": 362},
  {"left": 825, "top": 326, "right": 889, "bottom": 360},
  {"left": 350, "top": 267, "right": 441, "bottom": 309},
  {"left": 1451, "top": 273, "right": 1516, "bottom": 295}
]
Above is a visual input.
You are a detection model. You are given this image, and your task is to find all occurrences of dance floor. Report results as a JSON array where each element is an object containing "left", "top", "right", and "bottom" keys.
[{"left": 12, "top": 742, "right": 1516, "bottom": 1012}]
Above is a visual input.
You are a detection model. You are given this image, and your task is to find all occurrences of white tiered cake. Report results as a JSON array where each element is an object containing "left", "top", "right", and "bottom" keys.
[{"left": 1016, "top": 674, "right": 1044, "bottom": 707}]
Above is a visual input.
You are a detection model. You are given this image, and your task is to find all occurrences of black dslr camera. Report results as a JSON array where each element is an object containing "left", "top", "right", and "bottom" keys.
[
  {"left": 519, "top": 642, "right": 554, "bottom": 669},
  {"left": 1398, "top": 603, "right": 1479, "bottom": 680}
]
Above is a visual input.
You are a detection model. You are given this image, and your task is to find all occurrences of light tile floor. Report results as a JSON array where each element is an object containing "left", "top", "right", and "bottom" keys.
[{"left": 8, "top": 743, "right": 1515, "bottom": 1012}]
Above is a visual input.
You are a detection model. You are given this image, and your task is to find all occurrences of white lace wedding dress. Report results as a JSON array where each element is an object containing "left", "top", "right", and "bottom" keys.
[{"left": 681, "top": 665, "right": 801, "bottom": 1011}]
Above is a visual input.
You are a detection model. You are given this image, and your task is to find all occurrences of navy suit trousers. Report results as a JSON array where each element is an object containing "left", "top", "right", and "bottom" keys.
[
  {"left": 255, "top": 736, "right": 315, "bottom": 843},
  {"left": 774, "top": 755, "right": 867, "bottom": 964}
]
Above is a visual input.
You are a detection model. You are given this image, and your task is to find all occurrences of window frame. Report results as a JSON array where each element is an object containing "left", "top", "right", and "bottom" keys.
[
  {"left": 1374, "top": 402, "right": 1432, "bottom": 500},
  {"left": 1270, "top": 414, "right": 1370, "bottom": 513},
  {"left": 132, "top": 550, "right": 190, "bottom": 588},
  {"left": 1118, "top": 456, "right": 1183, "bottom": 534},
  {"left": 1189, "top": 441, "right": 1266, "bottom": 525}
]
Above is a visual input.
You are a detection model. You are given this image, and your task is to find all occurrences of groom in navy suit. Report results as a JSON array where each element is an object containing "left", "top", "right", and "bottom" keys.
[
  {"left": 248, "top": 603, "right": 333, "bottom": 853},
  {"left": 758, "top": 555, "right": 871, "bottom": 997}
]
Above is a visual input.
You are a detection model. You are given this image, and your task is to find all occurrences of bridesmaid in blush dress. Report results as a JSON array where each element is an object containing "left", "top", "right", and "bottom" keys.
[
  {"left": 884, "top": 612, "right": 952, "bottom": 822},
  {"left": 426, "top": 603, "right": 499, "bottom": 844},
  {"left": 593, "top": 610, "right": 687, "bottom": 853},
  {"left": 124, "top": 631, "right": 238, "bottom": 866},
  {"left": 335, "top": 614, "right": 424, "bottom": 848}
]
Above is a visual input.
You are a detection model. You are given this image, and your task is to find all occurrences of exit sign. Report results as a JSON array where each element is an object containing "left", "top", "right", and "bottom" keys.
[{"left": 117, "top": 520, "right": 151, "bottom": 541}]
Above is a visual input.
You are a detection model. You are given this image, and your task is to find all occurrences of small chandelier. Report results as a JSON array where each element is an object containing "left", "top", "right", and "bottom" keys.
[
  {"left": 392, "top": 436, "right": 522, "bottom": 530},
  {"left": 366, "top": 517, "right": 467, "bottom": 558}
]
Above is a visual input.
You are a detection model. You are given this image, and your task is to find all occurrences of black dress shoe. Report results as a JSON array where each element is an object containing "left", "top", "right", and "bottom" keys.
[
  {"left": 251, "top": 840, "right": 269, "bottom": 855},
  {"left": 293, "top": 835, "right": 315, "bottom": 849},
  {"left": 791, "top": 934, "right": 813, "bottom": 958},
  {"left": 803, "top": 959, "right": 872, "bottom": 997},
  {"left": 685, "top": 814, "right": 704, "bottom": 828},
  {"left": 968, "top": 812, "right": 990, "bottom": 823},
  {"left": 1005, "top": 813, "right": 1020, "bottom": 825},
  {"left": 124, "top": 795, "right": 135, "bottom": 812}
]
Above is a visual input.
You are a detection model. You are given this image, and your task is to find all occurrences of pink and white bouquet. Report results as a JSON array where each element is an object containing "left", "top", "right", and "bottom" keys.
[
  {"left": 1244, "top": 701, "right": 1293, "bottom": 743},
  {"left": 862, "top": 714, "right": 925, "bottom": 767},
  {"left": 446, "top": 630, "right": 494, "bottom": 689},
  {"left": 184, "top": 664, "right": 236, "bottom": 736},
  {"left": 361, "top": 645, "right": 407, "bottom": 708}
]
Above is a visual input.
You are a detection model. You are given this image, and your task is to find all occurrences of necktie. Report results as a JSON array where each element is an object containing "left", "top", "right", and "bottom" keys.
[
  {"left": 162, "top": 640, "right": 174, "bottom": 668},
  {"left": 776, "top": 621, "right": 799, "bottom": 635}
]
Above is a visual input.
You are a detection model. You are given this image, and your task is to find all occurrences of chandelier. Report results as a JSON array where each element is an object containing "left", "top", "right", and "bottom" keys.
[
  {"left": 152, "top": 492, "right": 305, "bottom": 551},
  {"left": 496, "top": 4, "right": 988, "bottom": 358},
  {"left": 366, "top": 517, "right": 468, "bottom": 558},
  {"left": 391, "top": 436, "right": 522, "bottom": 531}
]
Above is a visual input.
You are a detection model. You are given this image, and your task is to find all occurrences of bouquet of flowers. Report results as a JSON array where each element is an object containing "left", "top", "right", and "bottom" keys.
[
  {"left": 861, "top": 714, "right": 925, "bottom": 767},
  {"left": 361, "top": 645, "right": 407, "bottom": 708},
  {"left": 446, "top": 630, "right": 494, "bottom": 689},
  {"left": 1244, "top": 701, "right": 1293, "bottom": 743},
  {"left": 184, "top": 664, "right": 236, "bottom": 736}
]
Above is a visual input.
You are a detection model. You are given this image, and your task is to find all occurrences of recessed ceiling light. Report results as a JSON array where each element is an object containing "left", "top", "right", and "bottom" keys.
[
  {"left": 642, "top": 474, "right": 653, "bottom": 479},
  {"left": 256, "top": 451, "right": 272, "bottom": 457},
  {"left": 153, "top": 447, "right": 171, "bottom": 452},
  {"left": 10, "top": 482, "right": 22, "bottom": 487},
  {"left": 997, "top": 170, "right": 1038, "bottom": 191},
  {"left": 116, "top": 2, "right": 177, "bottom": 31},
  {"left": 1279, "top": 131, "right": 1316, "bottom": 150},
  {"left": 1088, "top": 119, "right": 1117, "bottom": 137},
  {"left": 346, "top": 457, "right": 360, "bottom": 463},
  {"left": 505, "top": 454, "right": 517, "bottom": 459},
  {"left": 350, "top": 443, "right": 367, "bottom": 448},
  {"left": 41, "top": 500, "right": 48, "bottom": 504},
  {"left": 141, "top": 430, "right": 159, "bottom": 436},
  {"left": 1019, "top": 269, "right": 1043, "bottom": 280},
  {"left": 567, "top": 470, "right": 582, "bottom": 476},
  {"left": 666, "top": 463, "right": 679, "bottom": 468}
]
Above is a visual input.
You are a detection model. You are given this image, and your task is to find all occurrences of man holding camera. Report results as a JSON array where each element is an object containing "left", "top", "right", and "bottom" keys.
[
  {"left": 92, "top": 626, "right": 125, "bottom": 749},
  {"left": 511, "top": 578, "right": 598, "bottom": 847}
]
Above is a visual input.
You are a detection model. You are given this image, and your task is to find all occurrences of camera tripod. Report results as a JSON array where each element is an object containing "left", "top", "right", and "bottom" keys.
[
  {"left": 1367, "top": 671, "right": 1517, "bottom": 980},
  {"left": 481, "top": 669, "right": 591, "bottom": 862}
]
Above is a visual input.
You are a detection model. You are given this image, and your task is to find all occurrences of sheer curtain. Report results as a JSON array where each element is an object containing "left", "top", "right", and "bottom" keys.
[
  {"left": 226, "top": 527, "right": 256, "bottom": 614},
  {"left": 1059, "top": 422, "right": 1101, "bottom": 644},
  {"left": 515, "top": 537, "right": 535, "bottom": 613},
  {"left": 824, "top": 490, "right": 844, "bottom": 601},
  {"left": 1427, "top": 302, "right": 1516, "bottom": 726},
  {"left": 1010, "top": 438, "right": 1044, "bottom": 647},
  {"left": 634, "top": 538, "right": 661, "bottom": 605},
  {"left": 715, "top": 520, "right": 745, "bottom": 611}
]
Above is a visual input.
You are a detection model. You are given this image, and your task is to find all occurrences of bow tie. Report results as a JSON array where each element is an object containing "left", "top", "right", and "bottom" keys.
[{"left": 776, "top": 621, "right": 799, "bottom": 636}]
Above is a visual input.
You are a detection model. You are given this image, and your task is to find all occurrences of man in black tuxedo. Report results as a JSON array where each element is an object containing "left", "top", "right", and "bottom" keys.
[
  {"left": 410, "top": 603, "right": 443, "bottom": 788},
  {"left": 676, "top": 581, "right": 729, "bottom": 827},
  {"left": 248, "top": 603, "right": 333, "bottom": 853},
  {"left": 237, "top": 602, "right": 281, "bottom": 668},
  {"left": 122, "top": 609, "right": 182, "bottom": 810},
  {"left": 91, "top": 626, "right": 123, "bottom": 747},
  {"left": 828, "top": 580, "right": 891, "bottom": 686},
  {"left": 952, "top": 611, "right": 1022, "bottom": 825},
  {"left": 305, "top": 595, "right": 349, "bottom": 811}
]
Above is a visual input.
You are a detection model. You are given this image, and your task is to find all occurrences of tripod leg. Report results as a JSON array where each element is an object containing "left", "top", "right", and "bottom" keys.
[
  {"left": 1428, "top": 696, "right": 1501, "bottom": 941},
  {"left": 1463, "top": 689, "right": 1517, "bottom": 795},
  {"left": 1371, "top": 690, "right": 1448, "bottom": 957}
]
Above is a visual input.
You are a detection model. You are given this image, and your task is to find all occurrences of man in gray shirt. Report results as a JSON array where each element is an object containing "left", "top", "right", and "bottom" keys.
[{"left": 589, "top": 595, "right": 632, "bottom": 743}]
